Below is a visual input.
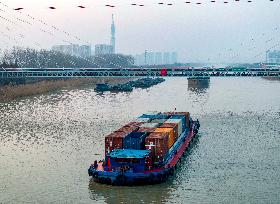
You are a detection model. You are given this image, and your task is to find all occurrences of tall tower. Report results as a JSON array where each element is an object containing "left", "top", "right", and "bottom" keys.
[{"left": 110, "top": 14, "right": 116, "bottom": 54}]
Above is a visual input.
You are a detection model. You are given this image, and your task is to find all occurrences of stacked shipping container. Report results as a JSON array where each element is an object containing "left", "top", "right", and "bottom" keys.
[
  {"left": 123, "top": 132, "right": 148, "bottom": 150},
  {"left": 163, "top": 112, "right": 190, "bottom": 128},
  {"left": 105, "top": 122, "right": 143, "bottom": 155},
  {"left": 104, "top": 112, "right": 191, "bottom": 164},
  {"left": 154, "top": 128, "right": 175, "bottom": 148},
  {"left": 145, "top": 132, "right": 169, "bottom": 164},
  {"left": 105, "top": 131, "right": 128, "bottom": 155},
  {"left": 160, "top": 123, "right": 179, "bottom": 139},
  {"left": 137, "top": 122, "right": 159, "bottom": 134}
]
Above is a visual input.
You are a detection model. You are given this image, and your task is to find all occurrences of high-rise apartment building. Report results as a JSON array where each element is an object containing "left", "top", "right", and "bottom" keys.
[
  {"left": 95, "top": 44, "right": 114, "bottom": 55},
  {"left": 134, "top": 51, "right": 178, "bottom": 66},
  {"left": 52, "top": 44, "right": 91, "bottom": 57}
]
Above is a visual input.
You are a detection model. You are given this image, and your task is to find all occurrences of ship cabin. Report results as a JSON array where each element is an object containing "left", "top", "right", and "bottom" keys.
[{"left": 105, "top": 149, "right": 152, "bottom": 172}]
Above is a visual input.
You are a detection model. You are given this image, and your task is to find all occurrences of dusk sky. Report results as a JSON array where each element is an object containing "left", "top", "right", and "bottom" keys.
[{"left": 0, "top": 0, "right": 280, "bottom": 63}]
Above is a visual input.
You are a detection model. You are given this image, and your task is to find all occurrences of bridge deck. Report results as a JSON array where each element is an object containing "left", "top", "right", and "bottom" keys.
[{"left": 0, "top": 68, "right": 279, "bottom": 78}]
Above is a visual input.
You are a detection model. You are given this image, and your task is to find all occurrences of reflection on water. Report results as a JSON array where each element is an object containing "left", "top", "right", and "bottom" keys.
[
  {"left": 0, "top": 78, "right": 280, "bottom": 203},
  {"left": 89, "top": 179, "right": 173, "bottom": 203},
  {"left": 188, "top": 77, "right": 210, "bottom": 93},
  {"left": 187, "top": 78, "right": 210, "bottom": 109}
]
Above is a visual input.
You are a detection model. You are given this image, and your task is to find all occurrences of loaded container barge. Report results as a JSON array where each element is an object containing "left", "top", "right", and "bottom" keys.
[{"left": 88, "top": 111, "right": 200, "bottom": 186}]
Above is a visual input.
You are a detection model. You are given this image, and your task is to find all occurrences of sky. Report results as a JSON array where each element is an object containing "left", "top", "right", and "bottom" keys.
[{"left": 0, "top": 0, "right": 280, "bottom": 63}]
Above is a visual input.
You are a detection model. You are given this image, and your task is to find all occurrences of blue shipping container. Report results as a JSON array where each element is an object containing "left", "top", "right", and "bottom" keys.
[
  {"left": 154, "top": 114, "right": 170, "bottom": 119},
  {"left": 170, "top": 115, "right": 187, "bottom": 131},
  {"left": 123, "top": 132, "right": 148, "bottom": 150},
  {"left": 139, "top": 114, "right": 157, "bottom": 119},
  {"left": 139, "top": 114, "right": 169, "bottom": 120},
  {"left": 138, "top": 111, "right": 160, "bottom": 119}
]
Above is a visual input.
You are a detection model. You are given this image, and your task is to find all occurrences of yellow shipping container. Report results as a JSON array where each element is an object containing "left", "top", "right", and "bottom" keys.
[
  {"left": 165, "top": 118, "right": 183, "bottom": 136},
  {"left": 154, "top": 127, "right": 175, "bottom": 148}
]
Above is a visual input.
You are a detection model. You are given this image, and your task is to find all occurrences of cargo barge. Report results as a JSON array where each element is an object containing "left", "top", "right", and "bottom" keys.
[{"left": 88, "top": 111, "right": 200, "bottom": 186}]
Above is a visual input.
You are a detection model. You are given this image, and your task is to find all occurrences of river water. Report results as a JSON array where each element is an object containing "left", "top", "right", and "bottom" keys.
[{"left": 0, "top": 78, "right": 279, "bottom": 203}]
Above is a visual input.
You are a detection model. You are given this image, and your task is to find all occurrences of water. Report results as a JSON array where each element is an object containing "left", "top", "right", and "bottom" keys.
[{"left": 0, "top": 78, "right": 279, "bottom": 203}]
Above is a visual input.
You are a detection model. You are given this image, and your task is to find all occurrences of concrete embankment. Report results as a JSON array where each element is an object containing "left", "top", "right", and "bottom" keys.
[{"left": 0, "top": 78, "right": 132, "bottom": 102}]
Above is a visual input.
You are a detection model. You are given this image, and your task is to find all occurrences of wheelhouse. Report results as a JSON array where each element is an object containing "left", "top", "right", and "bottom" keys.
[{"left": 105, "top": 149, "right": 151, "bottom": 172}]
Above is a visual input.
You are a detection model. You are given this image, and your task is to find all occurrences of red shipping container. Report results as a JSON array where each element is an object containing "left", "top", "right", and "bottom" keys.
[
  {"left": 116, "top": 125, "right": 139, "bottom": 133},
  {"left": 145, "top": 132, "right": 169, "bottom": 163},
  {"left": 123, "top": 122, "right": 144, "bottom": 128},
  {"left": 160, "top": 123, "right": 179, "bottom": 140},
  {"left": 105, "top": 131, "right": 128, "bottom": 155},
  {"left": 105, "top": 124, "right": 140, "bottom": 155}
]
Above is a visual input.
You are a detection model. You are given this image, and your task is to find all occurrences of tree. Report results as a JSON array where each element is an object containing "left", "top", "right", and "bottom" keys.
[{"left": 1, "top": 47, "right": 135, "bottom": 68}]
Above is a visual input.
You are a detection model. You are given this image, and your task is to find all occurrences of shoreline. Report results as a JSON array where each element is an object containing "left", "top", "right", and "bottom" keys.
[{"left": 0, "top": 78, "right": 133, "bottom": 102}]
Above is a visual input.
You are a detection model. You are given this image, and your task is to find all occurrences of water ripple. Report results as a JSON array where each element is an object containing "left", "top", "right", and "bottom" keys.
[{"left": 0, "top": 78, "right": 279, "bottom": 203}]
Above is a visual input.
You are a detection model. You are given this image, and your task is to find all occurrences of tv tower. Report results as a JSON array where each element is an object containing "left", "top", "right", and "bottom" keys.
[{"left": 111, "top": 14, "right": 116, "bottom": 54}]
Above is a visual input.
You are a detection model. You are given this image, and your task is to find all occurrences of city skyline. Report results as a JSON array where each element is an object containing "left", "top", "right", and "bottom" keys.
[
  {"left": 134, "top": 51, "right": 178, "bottom": 66},
  {"left": 95, "top": 14, "right": 116, "bottom": 55},
  {"left": 52, "top": 44, "right": 91, "bottom": 58},
  {"left": 266, "top": 50, "right": 280, "bottom": 64},
  {"left": 0, "top": 0, "right": 280, "bottom": 63}
]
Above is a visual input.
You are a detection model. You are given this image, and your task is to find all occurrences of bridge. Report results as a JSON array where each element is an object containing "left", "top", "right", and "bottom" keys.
[{"left": 0, "top": 67, "right": 279, "bottom": 79}]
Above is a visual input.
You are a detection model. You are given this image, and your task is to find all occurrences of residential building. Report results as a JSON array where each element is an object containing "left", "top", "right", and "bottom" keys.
[
  {"left": 52, "top": 44, "right": 91, "bottom": 57},
  {"left": 266, "top": 50, "right": 280, "bottom": 63},
  {"left": 134, "top": 51, "right": 178, "bottom": 66},
  {"left": 95, "top": 44, "right": 113, "bottom": 55}
]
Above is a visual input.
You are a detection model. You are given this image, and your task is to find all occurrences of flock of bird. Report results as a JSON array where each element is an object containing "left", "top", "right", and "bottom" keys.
[{"left": 11, "top": 0, "right": 277, "bottom": 11}]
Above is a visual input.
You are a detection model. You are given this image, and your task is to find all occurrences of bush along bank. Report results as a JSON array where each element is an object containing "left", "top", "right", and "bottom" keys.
[{"left": 0, "top": 78, "right": 133, "bottom": 102}]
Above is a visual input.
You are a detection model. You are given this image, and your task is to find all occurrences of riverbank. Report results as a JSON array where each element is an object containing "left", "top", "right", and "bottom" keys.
[{"left": 0, "top": 78, "right": 132, "bottom": 102}]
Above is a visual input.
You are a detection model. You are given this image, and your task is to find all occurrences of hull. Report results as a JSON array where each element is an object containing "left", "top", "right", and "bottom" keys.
[
  {"left": 90, "top": 169, "right": 171, "bottom": 186},
  {"left": 88, "top": 123, "right": 199, "bottom": 186}
]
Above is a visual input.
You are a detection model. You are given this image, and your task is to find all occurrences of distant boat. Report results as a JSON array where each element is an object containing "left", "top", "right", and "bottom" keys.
[{"left": 94, "top": 78, "right": 165, "bottom": 93}]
